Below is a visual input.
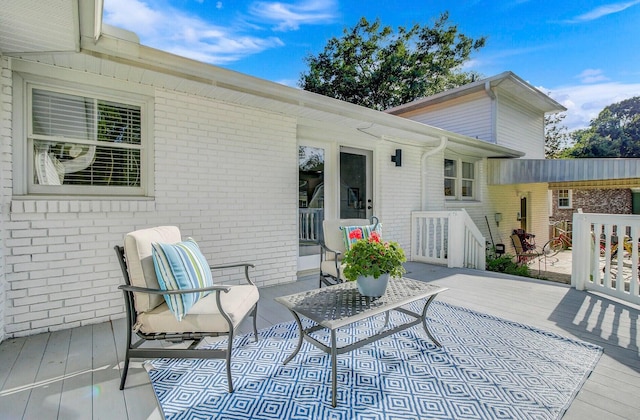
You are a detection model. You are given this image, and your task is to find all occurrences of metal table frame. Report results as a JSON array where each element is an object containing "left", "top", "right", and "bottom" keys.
[{"left": 275, "top": 277, "right": 448, "bottom": 407}]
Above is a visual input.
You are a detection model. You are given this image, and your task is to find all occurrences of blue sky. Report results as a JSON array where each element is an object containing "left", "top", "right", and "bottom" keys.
[{"left": 103, "top": 0, "right": 640, "bottom": 131}]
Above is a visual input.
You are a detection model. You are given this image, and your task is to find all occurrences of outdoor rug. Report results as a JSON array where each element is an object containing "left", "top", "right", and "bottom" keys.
[{"left": 146, "top": 301, "right": 603, "bottom": 419}]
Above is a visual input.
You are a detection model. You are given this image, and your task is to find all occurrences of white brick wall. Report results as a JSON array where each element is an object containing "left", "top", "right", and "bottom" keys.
[
  {"left": 3, "top": 64, "right": 299, "bottom": 337},
  {"left": 0, "top": 55, "right": 12, "bottom": 343}
]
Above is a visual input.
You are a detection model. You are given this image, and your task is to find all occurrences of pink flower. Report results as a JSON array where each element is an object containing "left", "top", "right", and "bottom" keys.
[
  {"left": 349, "top": 229, "right": 363, "bottom": 240},
  {"left": 369, "top": 231, "right": 381, "bottom": 243}
]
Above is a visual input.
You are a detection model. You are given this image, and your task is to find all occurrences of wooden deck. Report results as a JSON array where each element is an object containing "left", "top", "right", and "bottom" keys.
[{"left": 1, "top": 262, "right": 639, "bottom": 419}]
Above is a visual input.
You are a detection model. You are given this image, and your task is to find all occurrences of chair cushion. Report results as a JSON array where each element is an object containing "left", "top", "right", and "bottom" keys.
[
  {"left": 124, "top": 226, "right": 182, "bottom": 313},
  {"left": 152, "top": 238, "right": 214, "bottom": 321},
  {"left": 340, "top": 223, "right": 382, "bottom": 251},
  {"left": 322, "top": 218, "right": 371, "bottom": 259},
  {"left": 137, "top": 285, "right": 260, "bottom": 334},
  {"left": 320, "top": 260, "right": 348, "bottom": 282}
]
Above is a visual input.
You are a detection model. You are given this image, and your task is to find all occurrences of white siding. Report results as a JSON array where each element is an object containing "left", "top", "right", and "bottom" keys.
[
  {"left": 496, "top": 93, "right": 545, "bottom": 159},
  {"left": 0, "top": 56, "right": 11, "bottom": 343},
  {"left": 397, "top": 92, "right": 494, "bottom": 143}
]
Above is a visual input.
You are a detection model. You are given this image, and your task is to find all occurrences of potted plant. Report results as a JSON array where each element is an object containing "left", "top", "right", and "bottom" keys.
[{"left": 342, "top": 229, "right": 407, "bottom": 297}]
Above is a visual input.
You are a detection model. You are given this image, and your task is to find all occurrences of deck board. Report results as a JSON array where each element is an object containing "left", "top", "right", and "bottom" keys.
[
  {"left": 23, "top": 329, "right": 71, "bottom": 419},
  {"left": 0, "top": 333, "right": 49, "bottom": 419},
  {"left": 58, "top": 325, "right": 95, "bottom": 419},
  {"left": 0, "top": 262, "right": 638, "bottom": 419}
]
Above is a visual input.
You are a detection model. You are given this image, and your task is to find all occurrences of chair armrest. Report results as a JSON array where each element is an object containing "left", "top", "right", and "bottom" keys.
[
  {"left": 320, "top": 242, "right": 342, "bottom": 257},
  {"left": 209, "top": 262, "right": 255, "bottom": 270},
  {"left": 118, "top": 284, "right": 232, "bottom": 295},
  {"left": 209, "top": 262, "right": 256, "bottom": 286}
]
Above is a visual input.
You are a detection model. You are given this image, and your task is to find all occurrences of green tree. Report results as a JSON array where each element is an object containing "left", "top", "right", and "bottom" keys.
[
  {"left": 299, "top": 13, "right": 486, "bottom": 111},
  {"left": 562, "top": 96, "right": 640, "bottom": 158},
  {"left": 545, "top": 112, "right": 570, "bottom": 158}
]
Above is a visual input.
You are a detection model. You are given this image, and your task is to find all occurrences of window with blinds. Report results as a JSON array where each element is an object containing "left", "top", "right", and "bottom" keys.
[{"left": 29, "top": 87, "right": 144, "bottom": 195}]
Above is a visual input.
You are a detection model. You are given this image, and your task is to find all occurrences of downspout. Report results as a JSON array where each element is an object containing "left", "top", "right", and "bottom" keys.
[
  {"left": 485, "top": 81, "right": 497, "bottom": 143},
  {"left": 421, "top": 136, "right": 448, "bottom": 210}
]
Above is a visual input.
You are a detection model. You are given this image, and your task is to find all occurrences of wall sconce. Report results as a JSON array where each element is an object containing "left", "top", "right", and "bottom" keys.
[
  {"left": 390, "top": 149, "right": 402, "bottom": 167},
  {"left": 494, "top": 212, "right": 502, "bottom": 226}
]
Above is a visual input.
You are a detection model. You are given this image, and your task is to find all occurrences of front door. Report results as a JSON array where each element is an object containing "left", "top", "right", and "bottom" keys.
[{"left": 340, "top": 147, "right": 373, "bottom": 220}]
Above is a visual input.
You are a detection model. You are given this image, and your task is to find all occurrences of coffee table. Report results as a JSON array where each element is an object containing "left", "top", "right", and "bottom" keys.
[{"left": 275, "top": 277, "right": 448, "bottom": 407}]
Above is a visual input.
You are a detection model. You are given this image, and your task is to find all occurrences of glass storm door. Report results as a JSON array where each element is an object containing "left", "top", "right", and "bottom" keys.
[
  {"left": 298, "top": 145, "right": 325, "bottom": 272},
  {"left": 340, "top": 147, "right": 373, "bottom": 220}
]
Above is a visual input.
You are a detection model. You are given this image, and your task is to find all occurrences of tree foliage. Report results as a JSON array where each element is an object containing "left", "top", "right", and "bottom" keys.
[
  {"left": 561, "top": 96, "right": 640, "bottom": 158},
  {"left": 545, "top": 112, "right": 570, "bottom": 159},
  {"left": 299, "top": 13, "right": 486, "bottom": 111}
]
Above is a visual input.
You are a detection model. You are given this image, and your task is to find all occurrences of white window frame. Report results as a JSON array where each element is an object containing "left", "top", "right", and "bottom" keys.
[
  {"left": 13, "top": 72, "right": 154, "bottom": 197},
  {"left": 444, "top": 157, "right": 477, "bottom": 201},
  {"left": 558, "top": 189, "right": 572, "bottom": 209}
]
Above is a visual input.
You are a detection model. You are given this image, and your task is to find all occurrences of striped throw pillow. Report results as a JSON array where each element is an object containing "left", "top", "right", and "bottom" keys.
[
  {"left": 151, "top": 238, "right": 213, "bottom": 321},
  {"left": 340, "top": 223, "right": 383, "bottom": 251}
]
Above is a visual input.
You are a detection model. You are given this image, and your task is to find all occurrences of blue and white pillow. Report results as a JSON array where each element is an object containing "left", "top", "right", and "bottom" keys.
[
  {"left": 340, "top": 223, "right": 383, "bottom": 251},
  {"left": 151, "top": 238, "right": 213, "bottom": 321}
]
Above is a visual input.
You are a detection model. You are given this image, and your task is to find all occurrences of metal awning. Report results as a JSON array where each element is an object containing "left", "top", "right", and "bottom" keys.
[{"left": 488, "top": 158, "right": 640, "bottom": 185}]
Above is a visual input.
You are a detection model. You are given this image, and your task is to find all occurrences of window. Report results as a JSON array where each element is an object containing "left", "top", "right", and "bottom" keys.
[
  {"left": 444, "top": 158, "right": 475, "bottom": 200},
  {"left": 558, "top": 189, "right": 572, "bottom": 209},
  {"left": 26, "top": 85, "right": 147, "bottom": 196}
]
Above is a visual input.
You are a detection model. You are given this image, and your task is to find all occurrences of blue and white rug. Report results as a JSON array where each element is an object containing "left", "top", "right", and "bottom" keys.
[{"left": 146, "top": 301, "right": 602, "bottom": 419}]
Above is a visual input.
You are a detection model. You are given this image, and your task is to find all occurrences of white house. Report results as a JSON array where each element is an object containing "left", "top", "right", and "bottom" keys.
[{"left": 0, "top": 1, "right": 572, "bottom": 341}]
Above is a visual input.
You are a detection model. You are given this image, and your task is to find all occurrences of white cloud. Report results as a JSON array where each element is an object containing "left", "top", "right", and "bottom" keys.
[
  {"left": 248, "top": 0, "right": 339, "bottom": 31},
  {"left": 576, "top": 69, "right": 609, "bottom": 84},
  {"left": 104, "top": 0, "right": 283, "bottom": 64},
  {"left": 543, "top": 81, "right": 640, "bottom": 131},
  {"left": 570, "top": 0, "right": 640, "bottom": 22}
]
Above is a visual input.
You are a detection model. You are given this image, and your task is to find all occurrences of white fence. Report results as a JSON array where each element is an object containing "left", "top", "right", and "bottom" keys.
[
  {"left": 411, "top": 210, "right": 486, "bottom": 270},
  {"left": 572, "top": 212, "right": 640, "bottom": 305}
]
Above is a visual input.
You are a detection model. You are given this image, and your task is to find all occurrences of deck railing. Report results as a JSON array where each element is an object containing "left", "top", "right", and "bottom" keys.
[
  {"left": 299, "top": 208, "right": 324, "bottom": 243},
  {"left": 411, "top": 210, "right": 486, "bottom": 270},
  {"left": 572, "top": 212, "right": 640, "bottom": 305}
]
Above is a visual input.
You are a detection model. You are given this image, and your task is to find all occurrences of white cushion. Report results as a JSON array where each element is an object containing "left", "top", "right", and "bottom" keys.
[
  {"left": 124, "top": 226, "right": 181, "bottom": 313},
  {"left": 137, "top": 285, "right": 259, "bottom": 334}
]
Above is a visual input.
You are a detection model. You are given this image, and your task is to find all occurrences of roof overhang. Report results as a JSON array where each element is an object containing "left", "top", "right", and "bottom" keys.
[
  {"left": 387, "top": 71, "right": 566, "bottom": 116},
  {"left": 2, "top": 0, "right": 523, "bottom": 159},
  {"left": 488, "top": 158, "right": 640, "bottom": 185}
]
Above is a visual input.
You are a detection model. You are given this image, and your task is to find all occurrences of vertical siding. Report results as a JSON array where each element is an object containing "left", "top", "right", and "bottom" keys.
[
  {"left": 496, "top": 93, "right": 545, "bottom": 159},
  {"left": 397, "top": 92, "right": 494, "bottom": 143}
]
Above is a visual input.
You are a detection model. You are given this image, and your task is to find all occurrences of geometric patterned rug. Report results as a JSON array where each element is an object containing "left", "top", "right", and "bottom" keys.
[{"left": 146, "top": 301, "right": 603, "bottom": 420}]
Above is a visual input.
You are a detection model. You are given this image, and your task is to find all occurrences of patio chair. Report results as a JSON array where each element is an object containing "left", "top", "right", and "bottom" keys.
[
  {"left": 510, "top": 233, "right": 546, "bottom": 273},
  {"left": 319, "top": 216, "right": 379, "bottom": 287},
  {"left": 114, "top": 226, "right": 259, "bottom": 392}
]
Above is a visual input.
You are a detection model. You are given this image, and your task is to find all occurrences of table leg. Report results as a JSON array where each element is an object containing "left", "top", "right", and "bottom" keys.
[
  {"left": 331, "top": 329, "right": 337, "bottom": 407},
  {"left": 283, "top": 309, "right": 305, "bottom": 365},
  {"left": 421, "top": 295, "right": 442, "bottom": 347}
]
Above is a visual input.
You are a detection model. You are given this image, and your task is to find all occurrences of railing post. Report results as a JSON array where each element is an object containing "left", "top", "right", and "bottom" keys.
[
  {"left": 571, "top": 213, "right": 589, "bottom": 290},
  {"left": 448, "top": 211, "right": 464, "bottom": 268}
]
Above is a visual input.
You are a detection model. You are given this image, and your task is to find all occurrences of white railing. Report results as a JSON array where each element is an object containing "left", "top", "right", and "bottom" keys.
[
  {"left": 572, "top": 212, "right": 640, "bottom": 305},
  {"left": 299, "top": 208, "right": 324, "bottom": 243},
  {"left": 411, "top": 210, "right": 486, "bottom": 270}
]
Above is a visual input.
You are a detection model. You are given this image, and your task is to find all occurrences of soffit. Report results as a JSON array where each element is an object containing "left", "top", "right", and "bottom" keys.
[{"left": 0, "top": 0, "right": 79, "bottom": 54}]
